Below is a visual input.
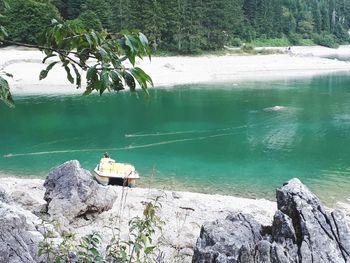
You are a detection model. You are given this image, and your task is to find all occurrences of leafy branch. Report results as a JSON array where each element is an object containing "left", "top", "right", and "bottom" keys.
[{"left": 0, "top": 17, "right": 153, "bottom": 108}]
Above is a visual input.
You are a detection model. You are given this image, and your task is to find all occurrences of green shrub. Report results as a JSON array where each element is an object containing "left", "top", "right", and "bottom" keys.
[
  {"left": 254, "top": 37, "right": 290, "bottom": 47},
  {"left": 297, "top": 38, "right": 314, "bottom": 46},
  {"left": 334, "top": 24, "right": 350, "bottom": 43},
  {"left": 39, "top": 196, "right": 164, "bottom": 263},
  {"left": 288, "top": 33, "right": 302, "bottom": 45},
  {"left": 313, "top": 32, "right": 339, "bottom": 48},
  {"left": 230, "top": 37, "right": 242, "bottom": 47}
]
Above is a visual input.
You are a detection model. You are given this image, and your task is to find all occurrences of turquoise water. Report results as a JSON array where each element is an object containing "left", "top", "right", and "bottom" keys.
[{"left": 1, "top": 73, "right": 350, "bottom": 204}]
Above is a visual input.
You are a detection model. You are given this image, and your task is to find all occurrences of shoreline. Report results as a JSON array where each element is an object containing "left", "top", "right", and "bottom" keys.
[
  {"left": 1, "top": 175, "right": 349, "bottom": 262},
  {"left": 0, "top": 176, "right": 277, "bottom": 262},
  {"left": 2, "top": 45, "right": 350, "bottom": 261},
  {"left": 1, "top": 45, "right": 350, "bottom": 96}
]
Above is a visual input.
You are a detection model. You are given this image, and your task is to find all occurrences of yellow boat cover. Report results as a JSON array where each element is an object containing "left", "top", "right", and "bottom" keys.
[{"left": 99, "top": 158, "right": 135, "bottom": 174}]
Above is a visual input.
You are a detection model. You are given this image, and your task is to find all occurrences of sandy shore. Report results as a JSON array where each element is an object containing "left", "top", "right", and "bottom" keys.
[
  {"left": 1, "top": 176, "right": 349, "bottom": 262},
  {"left": 0, "top": 177, "right": 276, "bottom": 262},
  {"left": 1, "top": 45, "right": 350, "bottom": 95}
]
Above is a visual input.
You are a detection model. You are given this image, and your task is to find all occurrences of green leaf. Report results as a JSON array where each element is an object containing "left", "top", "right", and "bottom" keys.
[
  {"left": 86, "top": 66, "right": 97, "bottom": 81},
  {"left": 128, "top": 53, "right": 136, "bottom": 66},
  {"left": 98, "top": 47, "right": 108, "bottom": 60},
  {"left": 144, "top": 246, "right": 155, "bottom": 254},
  {"left": 46, "top": 61, "right": 58, "bottom": 72},
  {"left": 124, "top": 71, "right": 136, "bottom": 91},
  {"left": 132, "top": 67, "right": 153, "bottom": 86},
  {"left": 139, "top": 32, "right": 149, "bottom": 46},
  {"left": 90, "top": 247, "right": 100, "bottom": 257},
  {"left": 90, "top": 31, "right": 99, "bottom": 45},
  {"left": 0, "top": 76, "right": 14, "bottom": 108},
  {"left": 100, "top": 70, "right": 111, "bottom": 95},
  {"left": 39, "top": 62, "right": 58, "bottom": 80},
  {"left": 110, "top": 71, "right": 121, "bottom": 82},
  {"left": 71, "top": 64, "right": 81, "bottom": 88},
  {"left": 85, "top": 33, "right": 93, "bottom": 47},
  {"left": 42, "top": 54, "right": 56, "bottom": 64},
  {"left": 39, "top": 70, "right": 48, "bottom": 80},
  {"left": 0, "top": 25, "right": 8, "bottom": 38},
  {"left": 64, "top": 65, "right": 74, "bottom": 84}
]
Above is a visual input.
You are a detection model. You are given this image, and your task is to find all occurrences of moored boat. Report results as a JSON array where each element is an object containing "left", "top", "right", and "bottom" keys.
[{"left": 94, "top": 154, "right": 140, "bottom": 187}]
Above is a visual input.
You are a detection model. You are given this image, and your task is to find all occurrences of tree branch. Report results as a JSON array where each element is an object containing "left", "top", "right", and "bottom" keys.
[{"left": 0, "top": 39, "right": 88, "bottom": 69}]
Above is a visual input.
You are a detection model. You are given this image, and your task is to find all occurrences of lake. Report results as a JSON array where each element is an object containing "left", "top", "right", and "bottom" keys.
[{"left": 1, "top": 73, "right": 350, "bottom": 204}]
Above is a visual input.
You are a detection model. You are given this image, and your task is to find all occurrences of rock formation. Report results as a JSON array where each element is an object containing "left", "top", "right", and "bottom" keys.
[
  {"left": 0, "top": 197, "right": 45, "bottom": 263},
  {"left": 0, "top": 185, "right": 11, "bottom": 203},
  {"left": 193, "top": 178, "right": 350, "bottom": 263},
  {"left": 44, "top": 160, "right": 118, "bottom": 225}
]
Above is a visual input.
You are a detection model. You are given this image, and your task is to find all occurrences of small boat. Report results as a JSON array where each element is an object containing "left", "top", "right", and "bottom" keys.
[{"left": 94, "top": 157, "right": 140, "bottom": 187}]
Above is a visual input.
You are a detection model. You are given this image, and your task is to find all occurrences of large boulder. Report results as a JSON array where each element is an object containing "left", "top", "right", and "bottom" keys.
[
  {"left": 43, "top": 160, "right": 118, "bottom": 225},
  {"left": 0, "top": 201, "right": 44, "bottom": 263},
  {"left": 276, "top": 178, "right": 350, "bottom": 263},
  {"left": 194, "top": 213, "right": 263, "bottom": 262},
  {"left": 193, "top": 178, "right": 350, "bottom": 263}
]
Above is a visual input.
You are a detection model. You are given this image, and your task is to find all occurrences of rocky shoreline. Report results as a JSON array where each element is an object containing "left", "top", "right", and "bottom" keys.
[
  {"left": 0, "top": 161, "right": 349, "bottom": 262},
  {"left": 193, "top": 178, "right": 350, "bottom": 262}
]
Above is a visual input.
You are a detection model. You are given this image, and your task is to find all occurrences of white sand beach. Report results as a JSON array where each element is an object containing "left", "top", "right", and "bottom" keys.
[{"left": 1, "top": 45, "right": 350, "bottom": 95}]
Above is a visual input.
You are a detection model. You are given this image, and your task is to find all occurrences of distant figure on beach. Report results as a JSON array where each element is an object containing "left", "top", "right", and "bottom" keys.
[{"left": 287, "top": 47, "right": 292, "bottom": 56}]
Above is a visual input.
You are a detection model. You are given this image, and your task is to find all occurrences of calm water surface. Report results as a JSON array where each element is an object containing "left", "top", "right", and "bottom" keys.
[{"left": 1, "top": 73, "right": 350, "bottom": 204}]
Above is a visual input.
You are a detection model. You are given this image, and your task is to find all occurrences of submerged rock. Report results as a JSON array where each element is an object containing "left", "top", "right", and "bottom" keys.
[
  {"left": 193, "top": 178, "right": 350, "bottom": 263},
  {"left": 264, "top": 106, "right": 287, "bottom": 112},
  {"left": 43, "top": 160, "right": 118, "bottom": 225}
]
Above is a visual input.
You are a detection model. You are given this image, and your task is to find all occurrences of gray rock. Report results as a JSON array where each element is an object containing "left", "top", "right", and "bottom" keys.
[
  {"left": 0, "top": 201, "right": 44, "bottom": 263},
  {"left": 12, "top": 191, "right": 41, "bottom": 211},
  {"left": 194, "top": 213, "right": 262, "bottom": 263},
  {"left": 277, "top": 178, "right": 350, "bottom": 263},
  {"left": 43, "top": 160, "right": 118, "bottom": 225},
  {"left": 0, "top": 185, "right": 11, "bottom": 203},
  {"left": 193, "top": 178, "right": 350, "bottom": 263}
]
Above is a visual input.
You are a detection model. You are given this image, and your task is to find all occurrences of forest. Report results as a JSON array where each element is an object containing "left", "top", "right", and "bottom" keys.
[{"left": 1, "top": 0, "right": 350, "bottom": 53}]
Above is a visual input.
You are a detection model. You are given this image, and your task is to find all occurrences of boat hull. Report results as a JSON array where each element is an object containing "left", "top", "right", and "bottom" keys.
[{"left": 93, "top": 166, "right": 139, "bottom": 187}]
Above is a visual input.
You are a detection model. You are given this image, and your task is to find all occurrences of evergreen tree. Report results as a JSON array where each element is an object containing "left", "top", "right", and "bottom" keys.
[
  {"left": 5, "top": 0, "right": 350, "bottom": 53},
  {"left": 1, "top": 0, "right": 60, "bottom": 43}
]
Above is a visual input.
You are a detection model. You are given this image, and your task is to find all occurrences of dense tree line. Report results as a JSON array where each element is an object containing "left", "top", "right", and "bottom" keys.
[{"left": 1, "top": 0, "right": 350, "bottom": 53}]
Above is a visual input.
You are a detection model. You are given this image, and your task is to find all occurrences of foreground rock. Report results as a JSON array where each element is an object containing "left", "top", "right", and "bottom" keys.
[
  {"left": 44, "top": 160, "right": 118, "bottom": 225},
  {"left": 193, "top": 178, "right": 350, "bottom": 263},
  {"left": 0, "top": 201, "right": 45, "bottom": 263},
  {"left": 0, "top": 185, "right": 11, "bottom": 203}
]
